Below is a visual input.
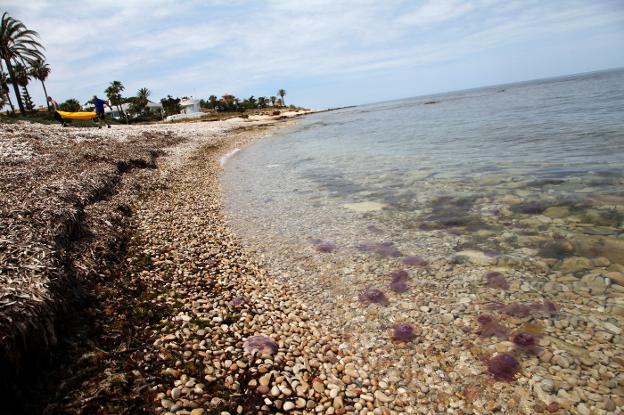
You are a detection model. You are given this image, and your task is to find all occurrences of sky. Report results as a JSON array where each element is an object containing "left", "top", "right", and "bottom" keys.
[{"left": 2, "top": 0, "right": 624, "bottom": 109}]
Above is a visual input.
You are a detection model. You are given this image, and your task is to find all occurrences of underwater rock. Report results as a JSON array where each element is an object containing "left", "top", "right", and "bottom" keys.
[
  {"left": 358, "top": 287, "right": 389, "bottom": 306},
  {"left": 557, "top": 256, "right": 593, "bottom": 273},
  {"left": 455, "top": 250, "right": 496, "bottom": 265},
  {"left": 243, "top": 336, "right": 279, "bottom": 355},
  {"left": 543, "top": 206, "right": 570, "bottom": 218},
  {"left": 485, "top": 272, "right": 509, "bottom": 290},
  {"left": 392, "top": 323, "right": 416, "bottom": 341},
  {"left": 571, "top": 235, "right": 624, "bottom": 265},
  {"left": 511, "top": 201, "right": 548, "bottom": 215},
  {"left": 487, "top": 353, "right": 520, "bottom": 381},
  {"left": 342, "top": 201, "right": 386, "bottom": 212}
]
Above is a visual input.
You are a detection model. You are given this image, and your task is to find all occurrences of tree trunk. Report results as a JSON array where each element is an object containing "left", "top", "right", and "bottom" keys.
[
  {"left": 4, "top": 90, "right": 15, "bottom": 114},
  {"left": 41, "top": 80, "right": 50, "bottom": 112},
  {"left": 4, "top": 59, "right": 25, "bottom": 114}
]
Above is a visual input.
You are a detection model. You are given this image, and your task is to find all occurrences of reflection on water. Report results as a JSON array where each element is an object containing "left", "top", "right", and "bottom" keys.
[{"left": 222, "top": 69, "right": 624, "bottom": 411}]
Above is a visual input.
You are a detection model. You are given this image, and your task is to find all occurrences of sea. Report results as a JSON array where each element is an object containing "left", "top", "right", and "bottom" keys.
[
  {"left": 223, "top": 68, "right": 624, "bottom": 267},
  {"left": 221, "top": 68, "right": 624, "bottom": 393},
  {"left": 222, "top": 69, "right": 624, "bottom": 402}
]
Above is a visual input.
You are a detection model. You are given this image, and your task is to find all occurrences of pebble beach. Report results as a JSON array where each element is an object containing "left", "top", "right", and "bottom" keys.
[{"left": 1, "top": 101, "right": 623, "bottom": 415}]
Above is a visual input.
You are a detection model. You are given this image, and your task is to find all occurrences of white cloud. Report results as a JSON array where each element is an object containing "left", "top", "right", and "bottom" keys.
[
  {"left": 398, "top": 0, "right": 475, "bottom": 27},
  {"left": 1, "top": 0, "right": 623, "bottom": 108}
]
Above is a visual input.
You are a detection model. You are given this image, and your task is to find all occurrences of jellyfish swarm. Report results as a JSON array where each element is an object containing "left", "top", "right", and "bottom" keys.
[
  {"left": 389, "top": 269, "right": 409, "bottom": 293},
  {"left": 243, "top": 335, "right": 279, "bottom": 356},
  {"left": 392, "top": 323, "right": 416, "bottom": 341},
  {"left": 485, "top": 272, "right": 509, "bottom": 290},
  {"left": 354, "top": 241, "right": 402, "bottom": 258},
  {"left": 476, "top": 314, "right": 509, "bottom": 338},
  {"left": 358, "top": 288, "right": 389, "bottom": 306},
  {"left": 487, "top": 300, "right": 558, "bottom": 318},
  {"left": 402, "top": 256, "right": 429, "bottom": 267},
  {"left": 487, "top": 353, "right": 520, "bottom": 381},
  {"left": 511, "top": 331, "right": 541, "bottom": 355}
]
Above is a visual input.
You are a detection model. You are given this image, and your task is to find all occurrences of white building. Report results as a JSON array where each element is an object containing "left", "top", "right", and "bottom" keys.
[{"left": 179, "top": 97, "right": 201, "bottom": 114}]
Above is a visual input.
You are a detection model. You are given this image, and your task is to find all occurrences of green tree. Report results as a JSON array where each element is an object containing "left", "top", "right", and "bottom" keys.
[
  {"left": 0, "top": 12, "right": 45, "bottom": 114},
  {"left": 244, "top": 95, "right": 257, "bottom": 109},
  {"left": 277, "top": 89, "right": 286, "bottom": 106},
  {"left": 30, "top": 59, "right": 51, "bottom": 111},
  {"left": 208, "top": 95, "right": 218, "bottom": 111},
  {"left": 160, "top": 95, "right": 181, "bottom": 116},
  {"left": 105, "top": 80, "right": 127, "bottom": 122},
  {"left": 60, "top": 98, "right": 81, "bottom": 112},
  {"left": 257, "top": 96, "right": 267, "bottom": 109},
  {"left": 270, "top": 96, "right": 277, "bottom": 107},
  {"left": 130, "top": 87, "right": 150, "bottom": 116}
]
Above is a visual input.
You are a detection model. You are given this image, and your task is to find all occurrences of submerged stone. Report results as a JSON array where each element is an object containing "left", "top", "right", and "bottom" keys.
[
  {"left": 570, "top": 235, "right": 624, "bottom": 265},
  {"left": 343, "top": 201, "right": 386, "bottom": 212}
]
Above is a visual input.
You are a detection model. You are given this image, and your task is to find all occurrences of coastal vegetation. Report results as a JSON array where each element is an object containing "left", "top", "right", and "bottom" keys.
[{"left": 1, "top": 11, "right": 296, "bottom": 125}]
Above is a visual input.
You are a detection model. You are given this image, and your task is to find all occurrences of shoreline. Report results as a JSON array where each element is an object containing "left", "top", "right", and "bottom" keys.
[{"left": 0, "top": 111, "right": 324, "bottom": 413}]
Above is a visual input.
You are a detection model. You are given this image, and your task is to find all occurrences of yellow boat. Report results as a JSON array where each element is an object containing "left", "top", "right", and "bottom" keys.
[{"left": 57, "top": 110, "right": 97, "bottom": 120}]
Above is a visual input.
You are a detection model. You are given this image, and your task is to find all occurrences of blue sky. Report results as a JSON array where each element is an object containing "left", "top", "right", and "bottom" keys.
[{"left": 3, "top": 0, "right": 624, "bottom": 108}]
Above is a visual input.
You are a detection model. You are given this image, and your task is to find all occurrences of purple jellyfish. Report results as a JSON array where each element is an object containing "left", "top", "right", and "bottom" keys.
[
  {"left": 487, "top": 353, "right": 520, "bottom": 381},
  {"left": 243, "top": 335, "right": 279, "bottom": 355},
  {"left": 392, "top": 323, "right": 416, "bottom": 341}
]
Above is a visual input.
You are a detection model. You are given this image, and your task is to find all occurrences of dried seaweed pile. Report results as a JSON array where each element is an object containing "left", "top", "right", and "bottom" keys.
[{"left": 0, "top": 122, "right": 183, "bottom": 405}]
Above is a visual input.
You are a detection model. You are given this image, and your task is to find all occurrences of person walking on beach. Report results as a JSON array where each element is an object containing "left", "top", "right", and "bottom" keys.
[
  {"left": 47, "top": 96, "right": 67, "bottom": 127},
  {"left": 91, "top": 95, "right": 111, "bottom": 128}
]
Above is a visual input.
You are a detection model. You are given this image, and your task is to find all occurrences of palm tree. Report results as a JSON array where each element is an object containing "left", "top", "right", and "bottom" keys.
[
  {"left": 131, "top": 87, "right": 150, "bottom": 116},
  {"left": 0, "top": 66, "right": 15, "bottom": 114},
  {"left": 105, "top": 80, "right": 127, "bottom": 122},
  {"left": 208, "top": 95, "right": 218, "bottom": 111},
  {"left": 30, "top": 59, "right": 51, "bottom": 111},
  {"left": 0, "top": 12, "right": 45, "bottom": 114},
  {"left": 13, "top": 62, "right": 34, "bottom": 112},
  {"left": 270, "top": 96, "right": 277, "bottom": 107},
  {"left": 277, "top": 89, "right": 286, "bottom": 106}
]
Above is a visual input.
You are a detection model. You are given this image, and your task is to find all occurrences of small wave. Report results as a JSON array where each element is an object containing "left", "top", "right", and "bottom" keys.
[{"left": 219, "top": 148, "right": 240, "bottom": 167}]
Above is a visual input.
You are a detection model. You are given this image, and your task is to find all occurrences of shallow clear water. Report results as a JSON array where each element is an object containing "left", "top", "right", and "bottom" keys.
[
  {"left": 222, "top": 69, "right": 624, "bottom": 407},
  {"left": 224, "top": 69, "right": 624, "bottom": 259}
]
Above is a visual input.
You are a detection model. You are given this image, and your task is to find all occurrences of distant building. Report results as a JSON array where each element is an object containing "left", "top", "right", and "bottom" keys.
[{"left": 179, "top": 97, "right": 201, "bottom": 114}]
